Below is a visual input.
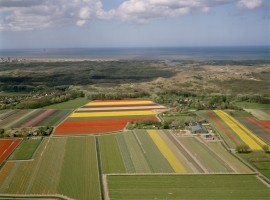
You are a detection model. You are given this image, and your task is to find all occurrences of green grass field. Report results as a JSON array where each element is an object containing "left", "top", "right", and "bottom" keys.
[
  {"left": 9, "top": 138, "right": 42, "bottom": 160},
  {"left": 107, "top": 174, "right": 270, "bottom": 199},
  {"left": 42, "top": 98, "right": 90, "bottom": 109},
  {"left": 233, "top": 102, "right": 270, "bottom": 109},
  {"left": 253, "top": 162, "right": 270, "bottom": 170},
  {"left": 99, "top": 134, "right": 126, "bottom": 174}
]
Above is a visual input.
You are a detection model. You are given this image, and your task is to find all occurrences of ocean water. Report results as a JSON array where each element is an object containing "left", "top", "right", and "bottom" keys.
[{"left": 0, "top": 46, "right": 269, "bottom": 60}]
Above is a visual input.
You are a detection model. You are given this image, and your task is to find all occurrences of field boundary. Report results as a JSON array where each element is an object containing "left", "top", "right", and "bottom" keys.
[
  {"left": 0, "top": 194, "right": 73, "bottom": 200},
  {"left": 8, "top": 137, "right": 44, "bottom": 161},
  {"left": 168, "top": 131, "right": 208, "bottom": 173},
  {"left": 102, "top": 175, "right": 110, "bottom": 200}
]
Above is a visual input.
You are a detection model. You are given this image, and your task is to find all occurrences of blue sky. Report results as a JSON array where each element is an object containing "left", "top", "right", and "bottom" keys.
[{"left": 0, "top": 0, "right": 269, "bottom": 48}]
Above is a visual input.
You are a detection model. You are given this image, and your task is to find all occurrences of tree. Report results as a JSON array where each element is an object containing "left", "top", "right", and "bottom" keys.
[
  {"left": 235, "top": 144, "right": 250, "bottom": 153},
  {"left": 262, "top": 145, "right": 269, "bottom": 153},
  {"left": 0, "top": 128, "right": 4, "bottom": 138}
]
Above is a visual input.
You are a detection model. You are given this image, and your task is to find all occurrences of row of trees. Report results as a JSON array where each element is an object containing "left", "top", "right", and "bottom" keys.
[
  {"left": 2, "top": 89, "right": 84, "bottom": 109},
  {"left": 236, "top": 144, "right": 269, "bottom": 153}
]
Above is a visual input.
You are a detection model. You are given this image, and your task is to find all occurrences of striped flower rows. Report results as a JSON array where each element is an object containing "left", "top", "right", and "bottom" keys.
[
  {"left": 54, "top": 100, "right": 167, "bottom": 135},
  {"left": 147, "top": 130, "right": 186, "bottom": 173},
  {"left": 0, "top": 139, "right": 22, "bottom": 166},
  {"left": 0, "top": 109, "right": 72, "bottom": 128},
  {"left": 214, "top": 110, "right": 267, "bottom": 150}
]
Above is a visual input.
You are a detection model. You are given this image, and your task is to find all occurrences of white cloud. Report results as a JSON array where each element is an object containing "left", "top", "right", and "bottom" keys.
[
  {"left": 76, "top": 20, "right": 87, "bottom": 26},
  {"left": 79, "top": 7, "right": 91, "bottom": 19},
  {"left": 201, "top": 7, "right": 210, "bottom": 13},
  {"left": 0, "top": 0, "right": 110, "bottom": 31},
  {"left": 0, "top": 0, "right": 265, "bottom": 31},
  {"left": 236, "top": 0, "right": 263, "bottom": 9}
]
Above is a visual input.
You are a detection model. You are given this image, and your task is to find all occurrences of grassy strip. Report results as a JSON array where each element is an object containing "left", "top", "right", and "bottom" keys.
[{"left": 107, "top": 174, "right": 270, "bottom": 199}]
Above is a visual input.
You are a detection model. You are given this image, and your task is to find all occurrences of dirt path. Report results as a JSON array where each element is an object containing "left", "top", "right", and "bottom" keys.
[
  {"left": 103, "top": 175, "right": 110, "bottom": 200},
  {"left": 0, "top": 194, "right": 73, "bottom": 200},
  {"left": 169, "top": 131, "right": 209, "bottom": 173}
]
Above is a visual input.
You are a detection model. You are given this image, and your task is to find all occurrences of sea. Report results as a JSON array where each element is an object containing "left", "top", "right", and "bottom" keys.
[{"left": 0, "top": 46, "right": 269, "bottom": 60}]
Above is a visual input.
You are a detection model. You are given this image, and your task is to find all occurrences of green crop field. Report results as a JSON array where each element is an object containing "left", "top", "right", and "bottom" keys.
[
  {"left": 205, "top": 142, "right": 252, "bottom": 173},
  {"left": 9, "top": 138, "right": 42, "bottom": 160},
  {"left": 116, "top": 133, "right": 136, "bottom": 173},
  {"left": 157, "top": 130, "right": 193, "bottom": 173},
  {"left": 38, "top": 109, "right": 73, "bottom": 126},
  {"left": 121, "top": 131, "right": 151, "bottom": 173},
  {"left": 42, "top": 98, "right": 90, "bottom": 109},
  {"left": 99, "top": 134, "right": 126, "bottom": 174},
  {"left": 107, "top": 174, "right": 270, "bottom": 199},
  {"left": 0, "top": 136, "right": 101, "bottom": 200},
  {"left": 57, "top": 136, "right": 101, "bottom": 200},
  {"left": 135, "top": 130, "right": 175, "bottom": 173},
  {"left": 163, "top": 130, "right": 204, "bottom": 173},
  {"left": 179, "top": 137, "right": 234, "bottom": 173}
]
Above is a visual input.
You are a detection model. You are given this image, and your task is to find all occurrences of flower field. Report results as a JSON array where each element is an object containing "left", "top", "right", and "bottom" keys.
[
  {"left": 0, "top": 137, "right": 101, "bottom": 200},
  {"left": 244, "top": 109, "right": 270, "bottom": 121},
  {"left": 54, "top": 100, "right": 167, "bottom": 135},
  {"left": 0, "top": 109, "right": 72, "bottom": 128},
  {"left": 197, "top": 110, "right": 241, "bottom": 148},
  {"left": 214, "top": 110, "right": 267, "bottom": 150},
  {"left": 0, "top": 139, "right": 22, "bottom": 166},
  {"left": 236, "top": 117, "right": 270, "bottom": 144},
  {"left": 147, "top": 130, "right": 186, "bottom": 173},
  {"left": 98, "top": 130, "right": 246, "bottom": 174}
]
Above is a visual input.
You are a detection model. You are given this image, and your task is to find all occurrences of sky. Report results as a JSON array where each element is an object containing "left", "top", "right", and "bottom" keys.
[{"left": 0, "top": 0, "right": 269, "bottom": 48}]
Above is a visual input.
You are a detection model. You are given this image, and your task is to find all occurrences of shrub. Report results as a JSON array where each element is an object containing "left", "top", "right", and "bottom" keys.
[
  {"left": 262, "top": 145, "right": 269, "bottom": 153},
  {"left": 236, "top": 144, "right": 251, "bottom": 153}
]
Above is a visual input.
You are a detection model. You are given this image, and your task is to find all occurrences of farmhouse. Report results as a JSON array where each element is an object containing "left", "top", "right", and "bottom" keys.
[{"left": 190, "top": 122, "right": 208, "bottom": 134}]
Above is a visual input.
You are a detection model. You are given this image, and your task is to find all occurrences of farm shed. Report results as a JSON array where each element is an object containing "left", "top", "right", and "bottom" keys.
[{"left": 190, "top": 122, "right": 208, "bottom": 134}]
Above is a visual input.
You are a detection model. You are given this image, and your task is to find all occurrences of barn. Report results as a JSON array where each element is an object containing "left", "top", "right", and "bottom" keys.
[{"left": 190, "top": 122, "right": 208, "bottom": 134}]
